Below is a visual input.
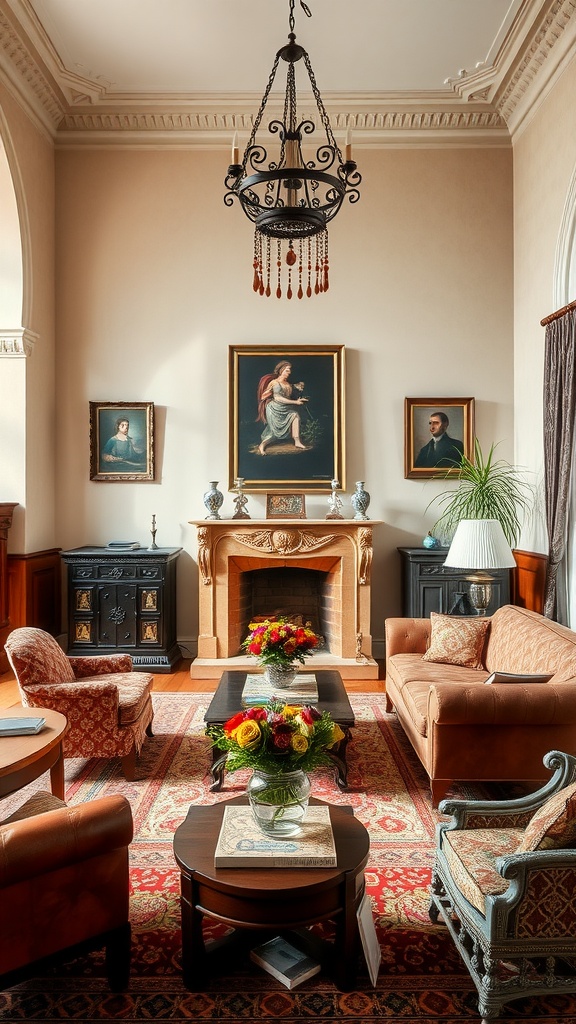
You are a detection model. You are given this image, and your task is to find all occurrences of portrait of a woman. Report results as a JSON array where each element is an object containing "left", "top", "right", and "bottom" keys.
[
  {"left": 101, "top": 416, "right": 146, "bottom": 470},
  {"left": 256, "top": 361, "right": 309, "bottom": 455}
]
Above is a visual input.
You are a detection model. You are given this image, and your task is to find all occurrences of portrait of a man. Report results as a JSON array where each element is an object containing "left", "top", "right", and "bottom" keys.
[
  {"left": 414, "top": 411, "right": 464, "bottom": 469},
  {"left": 405, "top": 398, "right": 474, "bottom": 479}
]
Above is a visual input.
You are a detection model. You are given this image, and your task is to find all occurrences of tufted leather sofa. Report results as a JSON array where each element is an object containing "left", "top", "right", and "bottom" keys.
[
  {"left": 0, "top": 791, "right": 133, "bottom": 989},
  {"left": 385, "top": 605, "right": 576, "bottom": 804}
]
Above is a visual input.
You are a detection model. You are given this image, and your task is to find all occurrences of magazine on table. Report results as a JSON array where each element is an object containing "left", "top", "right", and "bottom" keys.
[
  {"left": 214, "top": 804, "right": 337, "bottom": 867},
  {"left": 242, "top": 672, "right": 319, "bottom": 705}
]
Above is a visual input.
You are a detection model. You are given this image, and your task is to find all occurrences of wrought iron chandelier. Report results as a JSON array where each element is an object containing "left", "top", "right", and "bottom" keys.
[{"left": 224, "top": 0, "right": 361, "bottom": 299}]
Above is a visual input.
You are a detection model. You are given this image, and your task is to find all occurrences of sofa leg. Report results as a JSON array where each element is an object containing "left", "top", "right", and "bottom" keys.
[
  {"left": 431, "top": 780, "right": 450, "bottom": 807},
  {"left": 384, "top": 692, "right": 394, "bottom": 713},
  {"left": 146, "top": 720, "right": 154, "bottom": 737},
  {"left": 121, "top": 747, "right": 137, "bottom": 781}
]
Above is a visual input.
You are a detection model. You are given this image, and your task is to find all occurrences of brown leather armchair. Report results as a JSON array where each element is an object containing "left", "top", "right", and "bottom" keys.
[
  {"left": 0, "top": 791, "right": 133, "bottom": 990},
  {"left": 5, "top": 626, "right": 154, "bottom": 779}
]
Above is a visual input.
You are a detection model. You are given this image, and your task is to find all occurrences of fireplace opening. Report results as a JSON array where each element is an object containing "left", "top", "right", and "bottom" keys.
[{"left": 238, "top": 566, "right": 339, "bottom": 654}]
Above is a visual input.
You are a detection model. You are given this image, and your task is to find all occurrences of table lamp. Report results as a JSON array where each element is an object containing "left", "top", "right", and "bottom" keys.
[{"left": 443, "top": 519, "right": 516, "bottom": 615}]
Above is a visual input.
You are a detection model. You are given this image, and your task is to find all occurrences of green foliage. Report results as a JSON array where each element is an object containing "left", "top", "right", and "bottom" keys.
[
  {"left": 301, "top": 416, "right": 323, "bottom": 447},
  {"left": 428, "top": 438, "right": 532, "bottom": 546}
]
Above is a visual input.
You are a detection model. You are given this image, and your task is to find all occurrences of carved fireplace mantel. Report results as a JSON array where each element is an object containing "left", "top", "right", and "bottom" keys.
[{"left": 189, "top": 519, "right": 381, "bottom": 679}]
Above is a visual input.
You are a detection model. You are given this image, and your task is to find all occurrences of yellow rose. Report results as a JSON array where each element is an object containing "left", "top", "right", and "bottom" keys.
[
  {"left": 291, "top": 733, "right": 309, "bottom": 754},
  {"left": 327, "top": 723, "right": 346, "bottom": 748},
  {"left": 234, "top": 720, "right": 262, "bottom": 749}
]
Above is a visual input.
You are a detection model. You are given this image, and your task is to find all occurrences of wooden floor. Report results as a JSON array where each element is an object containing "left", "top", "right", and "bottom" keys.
[{"left": 0, "top": 660, "right": 385, "bottom": 709}]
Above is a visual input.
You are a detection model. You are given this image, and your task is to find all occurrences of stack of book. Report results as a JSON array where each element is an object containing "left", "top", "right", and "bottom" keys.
[{"left": 0, "top": 717, "right": 46, "bottom": 736}]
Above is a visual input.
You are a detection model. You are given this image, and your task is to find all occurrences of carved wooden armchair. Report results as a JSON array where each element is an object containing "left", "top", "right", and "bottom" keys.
[
  {"left": 430, "top": 749, "right": 576, "bottom": 1021},
  {"left": 0, "top": 790, "right": 133, "bottom": 990},
  {"left": 5, "top": 626, "right": 154, "bottom": 779}
]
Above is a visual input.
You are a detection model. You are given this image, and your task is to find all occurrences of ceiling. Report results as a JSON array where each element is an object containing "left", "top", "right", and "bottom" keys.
[{"left": 1, "top": 0, "right": 574, "bottom": 143}]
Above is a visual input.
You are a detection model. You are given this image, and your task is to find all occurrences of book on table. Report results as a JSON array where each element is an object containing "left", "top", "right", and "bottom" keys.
[
  {"left": 241, "top": 672, "right": 319, "bottom": 706},
  {"left": 0, "top": 717, "right": 46, "bottom": 736},
  {"left": 214, "top": 804, "right": 337, "bottom": 867},
  {"left": 250, "top": 935, "right": 321, "bottom": 989}
]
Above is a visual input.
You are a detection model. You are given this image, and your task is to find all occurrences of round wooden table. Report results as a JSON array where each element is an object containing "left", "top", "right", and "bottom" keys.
[
  {"left": 0, "top": 706, "right": 68, "bottom": 800},
  {"left": 173, "top": 795, "right": 370, "bottom": 991}
]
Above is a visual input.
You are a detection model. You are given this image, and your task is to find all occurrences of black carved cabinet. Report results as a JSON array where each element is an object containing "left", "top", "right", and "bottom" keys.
[
  {"left": 398, "top": 547, "right": 510, "bottom": 618},
  {"left": 61, "top": 546, "right": 182, "bottom": 671}
]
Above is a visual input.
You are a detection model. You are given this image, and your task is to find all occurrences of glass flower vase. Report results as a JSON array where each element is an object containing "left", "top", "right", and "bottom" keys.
[
  {"left": 263, "top": 664, "right": 297, "bottom": 689},
  {"left": 247, "top": 769, "right": 311, "bottom": 838}
]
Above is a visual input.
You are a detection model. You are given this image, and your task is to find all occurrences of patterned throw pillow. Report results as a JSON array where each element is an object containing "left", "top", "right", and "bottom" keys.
[
  {"left": 422, "top": 612, "right": 490, "bottom": 669},
  {"left": 518, "top": 781, "right": 576, "bottom": 852}
]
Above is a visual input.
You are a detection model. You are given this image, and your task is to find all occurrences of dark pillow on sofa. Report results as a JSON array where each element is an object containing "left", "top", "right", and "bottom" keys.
[
  {"left": 422, "top": 612, "right": 490, "bottom": 670},
  {"left": 484, "top": 671, "right": 553, "bottom": 684}
]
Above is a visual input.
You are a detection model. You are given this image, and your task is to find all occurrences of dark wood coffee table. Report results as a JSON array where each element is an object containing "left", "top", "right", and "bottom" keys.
[
  {"left": 204, "top": 670, "right": 355, "bottom": 791},
  {"left": 173, "top": 795, "right": 370, "bottom": 992}
]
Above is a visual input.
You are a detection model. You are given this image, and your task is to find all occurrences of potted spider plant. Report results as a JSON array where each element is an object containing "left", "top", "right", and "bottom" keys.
[{"left": 427, "top": 438, "right": 532, "bottom": 547}]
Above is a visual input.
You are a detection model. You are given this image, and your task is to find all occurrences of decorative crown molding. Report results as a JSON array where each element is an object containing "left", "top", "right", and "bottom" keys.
[
  {"left": 0, "top": 328, "right": 37, "bottom": 356},
  {"left": 1, "top": 1, "right": 575, "bottom": 144}
]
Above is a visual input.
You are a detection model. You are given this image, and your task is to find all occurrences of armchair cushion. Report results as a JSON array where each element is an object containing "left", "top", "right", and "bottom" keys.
[
  {"left": 443, "top": 827, "right": 523, "bottom": 914},
  {"left": 6, "top": 626, "right": 75, "bottom": 686},
  {"left": 518, "top": 781, "right": 576, "bottom": 852},
  {"left": 422, "top": 612, "right": 490, "bottom": 669}
]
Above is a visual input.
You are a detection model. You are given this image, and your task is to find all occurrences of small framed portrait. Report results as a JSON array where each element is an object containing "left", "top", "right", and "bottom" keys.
[
  {"left": 266, "top": 492, "right": 307, "bottom": 519},
  {"left": 229, "top": 344, "right": 345, "bottom": 492},
  {"left": 405, "top": 398, "right": 475, "bottom": 479},
  {"left": 90, "top": 402, "right": 155, "bottom": 481}
]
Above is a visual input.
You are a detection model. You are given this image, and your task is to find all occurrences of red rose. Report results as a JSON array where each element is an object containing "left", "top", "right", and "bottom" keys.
[
  {"left": 223, "top": 711, "right": 246, "bottom": 735},
  {"left": 245, "top": 706, "right": 267, "bottom": 721},
  {"left": 272, "top": 729, "right": 292, "bottom": 751},
  {"left": 248, "top": 641, "right": 262, "bottom": 655}
]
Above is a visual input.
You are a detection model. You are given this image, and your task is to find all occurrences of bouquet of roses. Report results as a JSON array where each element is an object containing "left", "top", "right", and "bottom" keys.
[
  {"left": 206, "top": 699, "right": 345, "bottom": 775},
  {"left": 241, "top": 617, "right": 320, "bottom": 668}
]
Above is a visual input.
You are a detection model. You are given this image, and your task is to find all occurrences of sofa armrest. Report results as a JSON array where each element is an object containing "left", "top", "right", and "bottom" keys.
[
  {"left": 0, "top": 795, "right": 133, "bottom": 888},
  {"left": 428, "top": 681, "right": 576, "bottom": 726},
  {"left": 70, "top": 654, "right": 133, "bottom": 677},
  {"left": 385, "top": 617, "right": 431, "bottom": 657}
]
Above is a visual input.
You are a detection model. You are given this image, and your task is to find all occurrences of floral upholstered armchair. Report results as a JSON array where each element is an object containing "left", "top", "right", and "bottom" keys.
[
  {"left": 5, "top": 627, "right": 154, "bottom": 779},
  {"left": 430, "top": 749, "right": 576, "bottom": 1021}
]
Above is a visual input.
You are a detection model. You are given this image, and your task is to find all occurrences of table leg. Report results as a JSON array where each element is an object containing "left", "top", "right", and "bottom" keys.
[
  {"left": 209, "top": 752, "right": 228, "bottom": 792},
  {"left": 49, "top": 743, "right": 66, "bottom": 800},
  {"left": 328, "top": 727, "right": 352, "bottom": 790},
  {"left": 180, "top": 873, "right": 209, "bottom": 990},
  {"left": 333, "top": 869, "right": 364, "bottom": 991}
]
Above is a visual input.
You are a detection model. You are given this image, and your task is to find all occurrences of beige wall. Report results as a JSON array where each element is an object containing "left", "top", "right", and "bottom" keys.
[
  {"left": 0, "top": 83, "right": 55, "bottom": 553},
  {"left": 513, "top": 57, "right": 576, "bottom": 555},
  {"left": 53, "top": 144, "right": 513, "bottom": 652}
]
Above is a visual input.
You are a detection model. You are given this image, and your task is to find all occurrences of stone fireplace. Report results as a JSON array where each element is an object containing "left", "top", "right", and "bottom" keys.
[{"left": 189, "top": 519, "right": 379, "bottom": 679}]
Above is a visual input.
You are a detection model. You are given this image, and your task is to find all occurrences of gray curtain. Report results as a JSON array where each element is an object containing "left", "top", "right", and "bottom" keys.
[{"left": 543, "top": 308, "right": 576, "bottom": 620}]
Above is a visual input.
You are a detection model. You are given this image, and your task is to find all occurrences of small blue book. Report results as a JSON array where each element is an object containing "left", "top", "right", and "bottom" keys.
[{"left": 0, "top": 717, "right": 46, "bottom": 736}]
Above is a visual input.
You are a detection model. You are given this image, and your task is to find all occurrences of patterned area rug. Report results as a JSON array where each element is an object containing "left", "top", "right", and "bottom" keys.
[{"left": 1, "top": 692, "right": 574, "bottom": 1023}]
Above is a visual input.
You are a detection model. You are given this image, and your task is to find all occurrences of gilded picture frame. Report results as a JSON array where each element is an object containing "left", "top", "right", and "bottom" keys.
[
  {"left": 90, "top": 401, "right": 155, "bottom": 481},
  {"left": 404, "top": 397, "right": 475, "bottom": 479},
  {"left": 229, "top": 344, "right": 345, "bottom": 492}
]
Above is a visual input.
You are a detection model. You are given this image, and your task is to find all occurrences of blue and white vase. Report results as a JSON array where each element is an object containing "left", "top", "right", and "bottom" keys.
[
  {"left": 351, "top": 481, "right": 370, "bottom": 520},
  {"left": 203, "top": 481, "right": 224, "bottom": 520}
]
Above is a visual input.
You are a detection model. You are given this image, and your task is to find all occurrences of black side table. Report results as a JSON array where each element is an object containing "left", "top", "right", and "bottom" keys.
[
  {"left": 61, "top": 546, "right": 181, "bottom": 671},
  {"left": 398, "top": 546, "right": 510, "bottom": 618}
]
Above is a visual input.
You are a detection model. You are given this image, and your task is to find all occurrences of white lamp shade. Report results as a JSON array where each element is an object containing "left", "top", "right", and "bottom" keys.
[{"left": 443, "top": 519, "right": 516, "bottom": 570}]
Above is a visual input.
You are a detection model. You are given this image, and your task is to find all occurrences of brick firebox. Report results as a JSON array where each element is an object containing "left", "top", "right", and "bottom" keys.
[{"left": 189, "top": 519, "right": 380, "bottom": 679}]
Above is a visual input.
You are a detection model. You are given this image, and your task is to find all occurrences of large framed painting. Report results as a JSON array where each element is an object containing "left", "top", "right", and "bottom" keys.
[
  {"left": 404, "top": 397, "right": 474, "bottom": 479},
  {"left": 229, "top": 344, "right": 345, "bottom": 492},
  {"left": 89, "top": 401, "right": 155, "bottom": 481}
]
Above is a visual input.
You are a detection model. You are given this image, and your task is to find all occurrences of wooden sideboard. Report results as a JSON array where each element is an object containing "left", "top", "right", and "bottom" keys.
[
  {"left": 0, "top": 503, "right": 17, "bottom": 672},
  {"left": 61, "top": 546, "right": 182, "bottom": 672},
  {"left": 398, "top": 546, "right": 511, "bottom": 618}
]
